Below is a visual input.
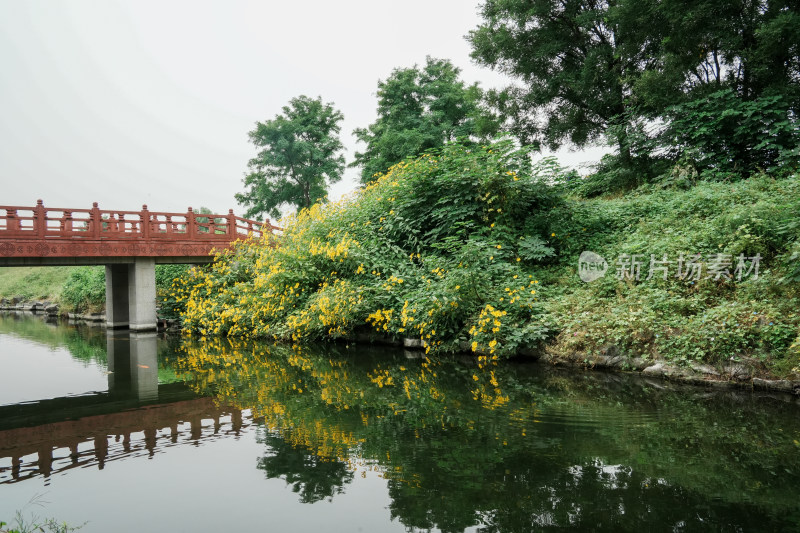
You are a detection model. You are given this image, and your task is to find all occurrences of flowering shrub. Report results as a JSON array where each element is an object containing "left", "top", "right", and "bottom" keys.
[{"left": 170, "top": 139, "right": 562, "bottom": 356}]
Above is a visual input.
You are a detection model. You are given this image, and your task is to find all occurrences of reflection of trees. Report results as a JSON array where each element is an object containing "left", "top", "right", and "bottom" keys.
[
  {"left": 174, "top": 337, "right": 800, "bottom": 531},
  {"left": 256, "top": 428, "right": 354, "bottom": 503},
  {"left": 386, "top": 446, "right": 781, "bottom": 532},
  {"left": 0, "top": 313, "right": 187, "bottom": 384},
  {"left": 0, "top": 313, "right": 107, "bottom": 365}
]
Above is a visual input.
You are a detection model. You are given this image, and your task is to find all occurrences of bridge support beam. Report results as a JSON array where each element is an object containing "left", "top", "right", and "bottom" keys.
[{"left": 105, "top": 258, "right": 157, "bottom": 331}]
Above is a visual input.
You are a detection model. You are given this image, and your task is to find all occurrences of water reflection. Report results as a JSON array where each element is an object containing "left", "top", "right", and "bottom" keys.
[
  {"left": 258, "top": 428, "right": 355, "bottom": 503},
  {"left": 0, "top": 318, "right": 244, "bottom": 486},
  {"left": 107, "top": 331, "right": 158, "bottom": 401},
  {"left": 175, "top": 337, "right": 800, "bottom": 532},
  {"left": 1, "top": 314, "right": 800, "bottom": 531}
]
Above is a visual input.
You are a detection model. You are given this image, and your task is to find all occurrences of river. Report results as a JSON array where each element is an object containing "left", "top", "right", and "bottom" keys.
[{"left": 1, "top": 312, "right": 799, "bottom": 532}]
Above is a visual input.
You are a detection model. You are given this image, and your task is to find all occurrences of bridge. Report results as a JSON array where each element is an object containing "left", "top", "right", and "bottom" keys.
[{"left": 0, "top": 200, "right": 278, "bottom": 330}]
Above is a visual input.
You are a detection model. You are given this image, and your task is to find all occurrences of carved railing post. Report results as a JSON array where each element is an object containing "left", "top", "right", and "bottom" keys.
[
  {"left": 107, "top": 214, "right": 119, "bottom": 233},
  {"left": 227, "top": 209, "right": 236, "bottom": 237},
  {"left": 63, "top": 210, "right": 73, "bottom": 233},
  {"left": 35, "top": 199, "right": 45, "bottom": 237},
  {"left": 187, "top": 207, "right": 196, "bottom": 238},
  {"left": 90, "top": 203, "right": 101, "bottom": 237},
  {"left": 6, "top": 208, "right": 19, "bottom": 232},
  {"left": 141, "top": 205, "right": 150, "bottom": 238}
]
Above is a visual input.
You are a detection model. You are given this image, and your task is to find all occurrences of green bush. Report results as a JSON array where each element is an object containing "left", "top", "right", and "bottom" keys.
[
  {"left": 155, "top": 264, "right": 191, "bottom": 320},
  {"left": 173, "top": 138, "right": 565, "bottom": 356},
  {"left": 60, "top": 267, "right": 105, "bottom": 313},
  {"left": 171, "top": 135, "right": 800, "bottom": 377}
]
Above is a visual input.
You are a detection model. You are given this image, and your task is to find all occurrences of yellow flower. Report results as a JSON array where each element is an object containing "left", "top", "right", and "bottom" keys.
[{"left": 551, "top": 232, "right": 556, "bottom": 237}]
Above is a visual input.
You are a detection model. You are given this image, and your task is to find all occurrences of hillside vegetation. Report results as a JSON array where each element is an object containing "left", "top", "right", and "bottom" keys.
[{"left": 168, "top": 139, "right": 800, "bottom": 379}]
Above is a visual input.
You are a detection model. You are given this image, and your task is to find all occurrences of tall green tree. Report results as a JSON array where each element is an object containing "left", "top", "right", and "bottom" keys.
[
  {"left": 469, "top": 0, "right": 799, "bottom": 180},
  {"left": 642, "top": 0, "right": 800, "bottom": 176},
  {"left": 468, "top": 0, "right": 644, "bottom": 163},
  {"left": 632, "top": 0, "right": 800, "bottom": 112},
  {"left": 236, "top": 95, "right": 345, "bottom": 220},
  {"left": 351, "top": 57, "right": 498, "bottom": 184}
]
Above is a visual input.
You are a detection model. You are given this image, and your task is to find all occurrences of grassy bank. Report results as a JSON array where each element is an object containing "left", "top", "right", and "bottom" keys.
[
  {"left": 0, "top": 266, "right": 106, "bottom": 313},
  {"left": 0, "top": 266, "right": 79, "bottom": 302},
  {"left": 542, "top": 176, "right": 800, "bottom": 377}
]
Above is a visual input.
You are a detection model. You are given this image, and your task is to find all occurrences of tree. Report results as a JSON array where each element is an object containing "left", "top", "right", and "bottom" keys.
[
  {"left": 351, "top": 57, "right": 498, "bottom": 184},
  {"left": 640, "top": 0, "right": 800, "bottom": 177},
  {"left": 469, "top": 0, "right": 799, "bottom": 181},
  {"left": 469, "top": 1, "right": 645, "bottom": 164},
  {"left": 633, "top": 0, "right": 800, "bottom": 112},
  {"left": 236, "top": 95, "right": 345, "bottom": 220}
]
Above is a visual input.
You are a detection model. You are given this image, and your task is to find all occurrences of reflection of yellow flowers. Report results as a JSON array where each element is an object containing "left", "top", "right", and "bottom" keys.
[{"left": 174, "top": 335, "right": 549, "bottom": 492}]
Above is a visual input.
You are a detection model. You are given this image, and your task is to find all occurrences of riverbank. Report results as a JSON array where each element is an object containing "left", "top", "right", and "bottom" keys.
[
  {"left": 350, "top": 331, "right": 800, "bottom": 395},
  {"left": 4, "top": 306, "right": 798, "bottom": 397},
  {"left": 0, "top": 305, "right": 180, "bottom": 332},
  {"left": 0, "top": 266, "right": 78, "bottom": 303}
]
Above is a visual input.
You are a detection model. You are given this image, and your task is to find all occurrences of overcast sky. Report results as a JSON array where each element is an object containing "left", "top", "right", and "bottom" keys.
[{"left": 0, "top": 0, "right": 606, "bottom": 221}]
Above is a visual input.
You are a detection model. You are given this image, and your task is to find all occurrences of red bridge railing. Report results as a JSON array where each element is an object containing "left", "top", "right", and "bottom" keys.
[
  {"left": 0, "top": 201, "right": 279, "bottom": 262},
  {"left": 0, "top": 200, "right": 277, "bottom": 241}
]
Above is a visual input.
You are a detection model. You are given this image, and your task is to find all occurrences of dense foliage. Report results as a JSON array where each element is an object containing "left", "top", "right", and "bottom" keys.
[
  {"left": 175, "top": 136, "right": 800, "bottom": 378},
  {"left": 235, "top": 95, "right": 345, "bottom": 220},
  {"left": 351, "top": 57, "right": 498, "bottom": 184},
  {"left": 469, "top": 0, "right": 800, "bottom": 189},
  {"left": 60, "top": 266, "right": 106, "bottom": 313},
  {"left": 173, "top": 139, "right": 565, "bottom": 356}
]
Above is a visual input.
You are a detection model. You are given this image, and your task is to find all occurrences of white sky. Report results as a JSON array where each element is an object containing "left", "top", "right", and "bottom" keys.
[{"left": 0, "top": 0, "right": 607, "bottom": 221}]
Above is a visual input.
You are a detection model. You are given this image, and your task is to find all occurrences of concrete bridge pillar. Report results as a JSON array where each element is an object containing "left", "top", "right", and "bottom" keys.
[{"left": 105, "top": 258, "right": 157, "bottom": 331}]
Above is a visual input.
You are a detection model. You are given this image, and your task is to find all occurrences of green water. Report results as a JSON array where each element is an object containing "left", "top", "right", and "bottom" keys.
[{"left": 1, "top": 313, "right": 799, "bottom": 532}]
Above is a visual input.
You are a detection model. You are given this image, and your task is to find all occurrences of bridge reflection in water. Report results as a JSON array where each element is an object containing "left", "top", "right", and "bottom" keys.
[{"left": 0, "top": 330, "right": 249, "bottom": 484}]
